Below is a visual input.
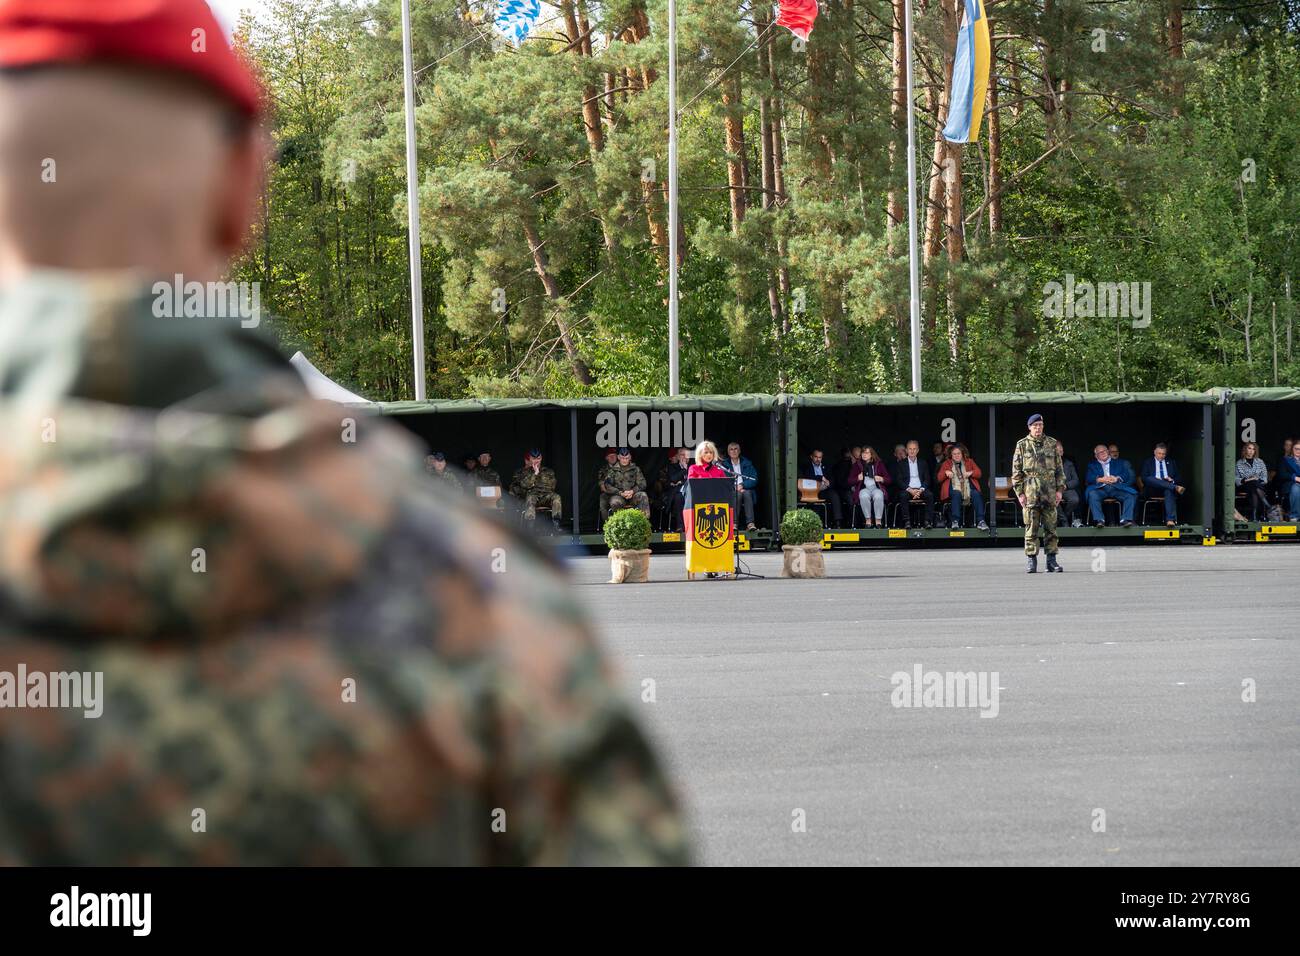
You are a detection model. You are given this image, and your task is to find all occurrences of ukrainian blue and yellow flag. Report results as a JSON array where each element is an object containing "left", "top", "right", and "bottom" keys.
[{"left": 942, "top": 0, "right": 991, "bottom": 144}]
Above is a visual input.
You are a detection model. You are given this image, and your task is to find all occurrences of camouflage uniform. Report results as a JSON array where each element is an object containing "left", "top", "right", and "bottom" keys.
[
  {"left": 471, "top": 464, "right": 503, "bottom": 509},
  {"left": 601, "top": 462, "right": 650, "bottom": 518},
  {"left": 428, "top": 466, "right": 462, "bottom": 493},
  {"left": 0, "top": 271, "right": 689, "bottom": 866},
  {"left": 510, "top": 465, "right": 562, "bottom": 521},
  {"left": 596, "top": 461, "right": 616, "bottom": 520},
  {"left": 1011, "top": 432, "right": 1066, "bottom": 555}
]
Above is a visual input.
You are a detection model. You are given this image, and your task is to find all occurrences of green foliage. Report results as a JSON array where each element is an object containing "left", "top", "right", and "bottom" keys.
[
  {"left": 603, "top": 507, "right": 652, "bottom": 551},
  {"left": 230, "top": 1, "right": 1300, "bottom": 399},
  {"left": 779, "top": 508, "right": 824, "bottom": 547}
]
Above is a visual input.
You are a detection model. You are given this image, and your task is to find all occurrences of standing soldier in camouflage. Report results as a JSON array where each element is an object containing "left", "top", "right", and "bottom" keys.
[
  {"left": 510, "top": 448, "right": 562, "bottom": 524},
  {"left": 601, "top": 447, "right": 651, "bottom": 518},
  {"left": 0, "top": 0, "right": 687, "bottom": 866},
  {"left": 425, "top": 451, "right": 462, "bottom": 492},
  {"left": 1011, "top": 413, "right": 1065, "bottom": 573}
]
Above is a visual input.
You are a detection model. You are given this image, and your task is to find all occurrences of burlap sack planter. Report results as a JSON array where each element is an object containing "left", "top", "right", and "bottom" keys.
[
  {"left": 780, "top": 543, "right": 825, "bottom": 578},
  {"left": 608, "top": 548, "right": 652, "bottom": 583}
]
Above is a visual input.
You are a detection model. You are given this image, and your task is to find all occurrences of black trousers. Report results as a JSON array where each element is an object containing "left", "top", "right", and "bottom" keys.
[
  {"left": 1239, "top": 480, "right": 1270, "bottom": 520},
  {"left": 895, "top": 488, "right": 934, "bottom": 526}
]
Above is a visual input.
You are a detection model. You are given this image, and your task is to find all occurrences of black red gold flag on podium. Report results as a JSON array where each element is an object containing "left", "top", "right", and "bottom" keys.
[{"left": 685, "top": 478, "right": 735, "bottom": 575}]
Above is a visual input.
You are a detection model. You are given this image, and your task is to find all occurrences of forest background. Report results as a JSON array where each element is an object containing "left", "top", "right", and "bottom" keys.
[{"left": 230, "top": 0, "right": 1300, "bottom": 400}]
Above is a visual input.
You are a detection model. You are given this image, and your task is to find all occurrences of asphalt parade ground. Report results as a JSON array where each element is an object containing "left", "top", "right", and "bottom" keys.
[{"left": 565, "top": 544, "right": 1300, "bottom": 866}]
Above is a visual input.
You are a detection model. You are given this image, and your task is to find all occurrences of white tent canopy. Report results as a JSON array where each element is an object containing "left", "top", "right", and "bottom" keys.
[{"left": 289, "top": 351, "right": 369, "bottom": 404}]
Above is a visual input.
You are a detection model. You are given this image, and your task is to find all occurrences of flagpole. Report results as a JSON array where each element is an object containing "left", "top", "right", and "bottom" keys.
[
  {"left": 903, "top": 0, "right": 923, "bottom": 392},
  {"left": 400, "top": 0, "right": 426, "bottom": 401},
  {"left": 667, "top": 0, "right": 680, "bottom": 397}
]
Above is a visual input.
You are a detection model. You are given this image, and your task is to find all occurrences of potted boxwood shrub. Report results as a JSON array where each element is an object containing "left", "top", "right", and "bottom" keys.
[
  {"left": 780, "top": 508, "right": 826, "bottom": 578},
  {"left": 604, "top": 508, "right": 652, "bottom": 583}
]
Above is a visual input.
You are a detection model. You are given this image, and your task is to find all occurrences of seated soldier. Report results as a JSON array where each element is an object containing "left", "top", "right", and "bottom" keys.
[
  {"left": 461, "top": 452, "right": 479, "bottom": 489},
  {"left": 425, "top": 451, "right": 462, "bottom": 492},
  {"left": 472, "top": 449, "right": 503, "bottom": 509},
  {"left": 509, "top": 448, "right": 562, "bottom": 524},
  {"left": 596, "top": 447, "right": 618, "bottom": 521},
  {"left": 601, "top": 447, "right": 651, "bottom": 518}
]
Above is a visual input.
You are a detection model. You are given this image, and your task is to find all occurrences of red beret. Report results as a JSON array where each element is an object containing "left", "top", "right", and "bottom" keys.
[{"left": 0, "top": 0, "right": 263, "bottom": 117}]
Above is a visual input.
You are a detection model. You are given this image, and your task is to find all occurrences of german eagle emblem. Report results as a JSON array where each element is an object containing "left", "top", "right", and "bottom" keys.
[{"left": 693, "top": 503, "right": 730, "bottom": 548}]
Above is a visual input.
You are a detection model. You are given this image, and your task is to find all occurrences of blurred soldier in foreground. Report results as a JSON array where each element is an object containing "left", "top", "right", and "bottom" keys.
[
  {"left": 0, "top": 0, "right": 687, "bottom": 866},
  {"left": 1011, "top": 413, "right": 1065, "bottom": 573},
  {"left": 509, "top": 448, "right": 562, "bottom": 525}
]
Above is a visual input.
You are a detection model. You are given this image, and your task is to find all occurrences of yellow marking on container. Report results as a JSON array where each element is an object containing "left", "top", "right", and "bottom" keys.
[
  {"left": 1144, "top": 529, "right": 1179, "bottom": 539},
  {"left": 1201, "top": 536, "right": 1217, "bottom": 546},
  {"left": 661, "top": 532, "right": 681, "bottom": 543},
  {"left": 888, "top": 528, "right": 907, "bottom": 539},
  {"left": 1262, "top": 525, "right": 1297, "bottom": 535},
  {"left": 1255, "top": 532, "right": 1270, "bottom": 542},
  {"left": 949, "top": 530, "right": 966, "bottom": 538},
  {"left": 824, "top": 532, "right": 860, "bottom": 542}
]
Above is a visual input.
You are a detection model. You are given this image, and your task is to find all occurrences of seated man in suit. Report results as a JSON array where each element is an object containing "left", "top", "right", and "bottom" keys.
[
  {"left": 891, "top": 440, "right": 935, "bottom": 528},
  {"left": 799, "top": 448, "right": 843, "bottom": 525},
  {"left": 1140, "top": 442, "right": 1186, "bottom": 526},
  {"left": 721, "top": 441, "right": 760, "bottom": 531},
  {"left": 1085, "top": 444, "right": 1138, "bottom": 527}
]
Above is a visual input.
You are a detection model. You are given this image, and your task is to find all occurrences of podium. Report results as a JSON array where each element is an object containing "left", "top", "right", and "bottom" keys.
[{"left": 684, "top": 477, "right": 736, "bottom": 576}]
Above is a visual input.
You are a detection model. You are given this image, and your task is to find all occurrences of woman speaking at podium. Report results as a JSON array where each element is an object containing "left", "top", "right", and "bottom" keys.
[
  {"left": 689, "top": 440, "right": 726, "bottom": 478},
  {"left": 686, "top": 440, "right": 728, "bottom": 578}
]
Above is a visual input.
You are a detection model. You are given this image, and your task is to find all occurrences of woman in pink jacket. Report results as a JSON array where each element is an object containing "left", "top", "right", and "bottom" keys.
[{"left": 688, "top": 440, "right": 726, "bottom": 478}]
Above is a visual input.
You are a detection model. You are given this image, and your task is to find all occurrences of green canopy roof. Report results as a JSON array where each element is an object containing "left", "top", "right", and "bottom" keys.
[
  {"left": 359, "top": 394, "right": 780, "bottom": 415},
  {"left": 780, "top": 390, "right": 1214, "bottom": 407},
  {"left": 1217, "top": 387, "right": 1300, "bottom": 402}
]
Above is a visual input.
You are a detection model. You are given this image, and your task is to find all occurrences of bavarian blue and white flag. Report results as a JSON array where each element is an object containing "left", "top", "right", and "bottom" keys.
[{"left": 496, "top": 0, "right": 541, "bottom": 45}]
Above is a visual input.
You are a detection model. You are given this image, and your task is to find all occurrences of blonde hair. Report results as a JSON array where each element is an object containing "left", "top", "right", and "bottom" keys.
[{"left": 694, "top": 440, "right": 719, "bottom": 464}]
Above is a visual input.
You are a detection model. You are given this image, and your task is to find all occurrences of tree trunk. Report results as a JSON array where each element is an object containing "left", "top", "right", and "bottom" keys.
[
  {"left": 756, "top": 8, "right": 787, "bottom": 386},
  {"left": 721, "top": 74, "right": 748, "bottom": 232},
  {"left": 1042, "top": 0, "right": 1065, "bottom": 145},
  {"left": 944, "top": 140, "right": 964, "bottom": 363},
  {"left": 807, "top": 16, "right": 848, "bottom": 380},
  {"left": 986, "top": 59, "right": 1003, "bottom": 239},
  {"left": 887, "top": 0, "right": 907, "bottom": 246},
  {"left": 521, "top": 215, "right": 592, "bottom": 385},
  {"left": 620, "top": 9, "right": 669, "bottom": 266},
  {"left": 922, "top": 0, "right": 957, "bottom": 270},
  {"left": 1167, "top": 0, "right": 1184, "bottom": 113},
  {"left": 562, "top": 1, "right": 614, "bottom": 254}
]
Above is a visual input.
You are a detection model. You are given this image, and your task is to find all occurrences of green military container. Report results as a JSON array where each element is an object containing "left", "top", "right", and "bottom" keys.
[
  {"left": 782, "top": 391, "right": 1216, "bottom": 546},
  {"left": 367, "top": 395, "right": 783, "bottom": 548},
  {"left": 1213, "top": 387, "right": 1300, "bottom": 542}
]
